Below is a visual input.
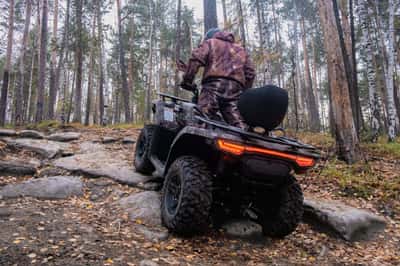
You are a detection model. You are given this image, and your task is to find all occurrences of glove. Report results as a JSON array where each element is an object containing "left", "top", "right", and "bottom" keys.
[{"left": 181, "top": 82, "right": 197, "bottom": 92}]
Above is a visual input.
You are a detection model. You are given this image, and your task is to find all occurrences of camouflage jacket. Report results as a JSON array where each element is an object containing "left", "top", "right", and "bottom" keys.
[{"left": 183, "top": 31, "right": 256, "bottom": 89}]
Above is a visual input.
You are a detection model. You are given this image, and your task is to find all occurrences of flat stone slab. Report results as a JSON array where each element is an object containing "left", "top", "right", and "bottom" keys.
[
  {"left": 78, "top": 141, "right": 106, "bottom": 153},
  {"left": 0, "top": 129, "right": 17, "bottom": 137},
  {"left": 3, "top": 138, "right": 72, "bottom": 158},
  {"left": 102, "top": 136, "right": 119, "bottom": 144},
  {"left": 122, "top": 137, "right": 136, "bottom": 144},
  {"left": 222, "top": 219, "right": 263, "bottom": 239},
  {"left": 19, "top": 130, "right": 45, "bottom": 139},
  {"left": 0, "top": 176, "right": 83, "bottom": 200},
  {"left": 52, "top": 151, "right": 149, "bottom": 186},
  {"left": 134, "top": 224, "right": 169, "bottom": 242},
  {"left": 48, "top": 132, "right": 81, "bottom": 142},
  {"left": 119, "top": 191, "right": 162, "bottom": 227},
  {"left": 303, "top": 198, "right": 386, "bottom": 241},
  {"left": 0, "top": 160, "right": 37, "bottom": 176}
]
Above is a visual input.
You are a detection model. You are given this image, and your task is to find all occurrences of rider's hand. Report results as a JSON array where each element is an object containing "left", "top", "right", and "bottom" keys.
[{"left": 181, "top": 82, "right": 197, "bottom": 92}]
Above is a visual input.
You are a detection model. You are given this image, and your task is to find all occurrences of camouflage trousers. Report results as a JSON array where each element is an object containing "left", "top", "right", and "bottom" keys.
[{"left": 198, "top": 79, "right": 247, "bottom": 129}]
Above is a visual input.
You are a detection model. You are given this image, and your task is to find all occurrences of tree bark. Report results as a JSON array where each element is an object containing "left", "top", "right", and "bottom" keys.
[
  {"left": 332, "top": 0, "right": 361, "bottom": 134},
  {"left": 35, "top": 0, "right": 48, "bottom": 123},
  {"left": 97, "top": 0, "right": 105, "bottom": 126},
  {"left": 73, "top": 0, "right": 83, "bottom": 123},
  {"left": 59, "top": 0, "right": 70, "bottom": 124},
  {"left": 318, "top": 0, "right": 361, "bottom": 163},
  {"left": 221, "top": 0, "right": 228, "bottom": 28},
  {"left": 237, "top": 0, "right": 246, "bottom": 48},
  {"left": 116, "top": 0, "right": 132, "bottom": 123},
  {"left": 386, "top": 0, "right": 398, "bottom": 141},
  {"left": 300, "top": 17, "right": 321, "bottom": 132},
  {"left": 203, "top": 0, "right": 218, "bottom": 33},
  {"left": 145, "top": 1, "right": 154, "bottom": 122},
  {"left": 0, "top": 0, "right": 15, "bottom": 126},
  {"left": 15, "top": 0, "right": 32, "bottom": 126},
  {"left": 85, "top": 14, "right": 96, "bottom": 126},
  {"left": 47, "top": 0, "right": 58, "bottom": 120},
  {"left": 357, "top": 0, "right": 380, "bottom": 142},
  {"left": 174, "top": 0, "right": 182, "bottom": 96}
]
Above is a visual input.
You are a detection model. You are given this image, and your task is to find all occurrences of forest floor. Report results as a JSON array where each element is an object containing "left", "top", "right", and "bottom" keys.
[{"left": 0, "top": 124, "right": 399, "bottom": 266}]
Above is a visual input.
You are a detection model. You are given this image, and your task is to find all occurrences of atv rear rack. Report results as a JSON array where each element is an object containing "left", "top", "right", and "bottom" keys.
[{"left": 195, "top": 116, "right": 318, "bottom": 154}]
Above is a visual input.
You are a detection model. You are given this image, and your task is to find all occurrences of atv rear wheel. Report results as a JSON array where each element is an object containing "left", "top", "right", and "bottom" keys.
[
  {"left": 161, "top": 156, "right": 212, "bottom": 235},
  {"left": 134, "top": 125, "right": 155, "bottom": 175},
  {"left": 260, "top": 176, "right": 303, "bottom": 238}
]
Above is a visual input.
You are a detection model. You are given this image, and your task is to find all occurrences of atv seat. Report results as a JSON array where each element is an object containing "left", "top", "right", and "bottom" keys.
[{"left": 238, "top": 85, "right": 289, "bottom": 132}]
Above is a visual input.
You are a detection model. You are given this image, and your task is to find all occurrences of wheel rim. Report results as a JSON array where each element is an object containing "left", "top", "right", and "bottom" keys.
[{"left": 165, "top": 173, "right": 182, "bottom": 216}]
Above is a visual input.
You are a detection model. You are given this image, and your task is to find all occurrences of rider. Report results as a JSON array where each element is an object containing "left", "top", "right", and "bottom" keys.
[{"left": 181, "top": 28, "right": 255, "bottom": 129}]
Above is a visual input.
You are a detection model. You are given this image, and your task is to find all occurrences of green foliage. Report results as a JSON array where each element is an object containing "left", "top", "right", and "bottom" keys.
[
  {"left": 363, "top": 137, "right": 400, "bottom": 159},
  {"left": 321, "top": 159, "right": 400, "bottom": 200},
  {"left": 26, "top": 120, "right": 61, "bottom": 131}
]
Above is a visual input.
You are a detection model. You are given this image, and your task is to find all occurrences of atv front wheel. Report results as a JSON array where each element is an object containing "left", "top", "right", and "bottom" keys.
[
  {"left": 161, "top": 156, "right": 212, "bottom": 235},
  {"left": 134, "top": 125, "right": 155, "bottom": 175},
  {"left": 260, "top": 176, "right": 304, "bottom": 238}
]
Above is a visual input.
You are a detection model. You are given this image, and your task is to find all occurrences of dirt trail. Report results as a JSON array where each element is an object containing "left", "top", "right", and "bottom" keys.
[{"left": 0, "top": 127, "right": 399, "bottom": 265}]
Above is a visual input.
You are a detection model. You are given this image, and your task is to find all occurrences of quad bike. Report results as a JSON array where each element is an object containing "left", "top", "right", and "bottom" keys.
[{"left": 134, "top": 85, "right": 320, "bottom": 238}]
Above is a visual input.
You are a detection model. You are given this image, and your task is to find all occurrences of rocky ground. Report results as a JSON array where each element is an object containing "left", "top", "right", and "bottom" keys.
[{"left": 0, "top": 126, "right": 399, "bottom": 266}]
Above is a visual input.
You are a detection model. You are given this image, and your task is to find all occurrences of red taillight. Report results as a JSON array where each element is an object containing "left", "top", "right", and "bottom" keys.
[
  {"left": 217, "top": 139, "right": 245, "bottom": 155},
  {"left": 216, "top": 139, "right": 315, "bottom": 168}
]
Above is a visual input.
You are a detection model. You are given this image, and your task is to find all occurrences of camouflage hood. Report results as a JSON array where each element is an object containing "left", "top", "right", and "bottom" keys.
[{"left": 213, "top": 31, "right": 235, "bottom": 43}]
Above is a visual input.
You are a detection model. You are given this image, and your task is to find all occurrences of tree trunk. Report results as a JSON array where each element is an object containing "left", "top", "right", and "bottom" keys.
[
  {"left": 332, "top": 0, "right": 361, "bottom": 134},
  {"left": 386, "top": 0, "right": 398, "bottom": 141},
  {"left": 116, "top": 0, "right": 132, "bottom": 123},
  {"left": 97, "top": 0, "right": 105, "bottom": 126},
  {"left": 85, "top": 15, "right": 96, "bottom": 126},
  {"left": 47, "top": 0, "right": 58, "bottom": 120},
  {"left": 174, "top": 0, "right": 182, "bottom": 96},
  {"left": 358, "top": 0, "right": 380, "bottom": 142},
  {"left": 145, "top": 1, "right": 154, "bottom": 122},
  {"left": 221, "top": 0, "right": 228, "bottom": 28},
  {"left": 15, "top": 0, "right": 32, "bottom": 126},
  {"left": 203, "top": 0, "right": 218, "bottom": 33},
  {"left": 73, "top": 0, "right": 83, "bottom": 123},
  {"left": 58, "top": 0, "right": 70, "bottom": 124},
  {"left": 300, "top": 17, "right": 320, "bottom": 132},
  {"left": 0, "top": 0, "right": 15, "bottom": 126},
  {"left": 237, "top": 0, "right": 246, "bottom": 48},
  {"left": 67, "top": 70, "right": 76, "bottom": 124},
  {"left": 35, "top": 0, "right": 48, "bottom": 123},
  {"left": 318, "top": 0, "right": 361, "bottom": 163},
  {"left": 340, "top": 0, "right": 362, "bottom": 132}
]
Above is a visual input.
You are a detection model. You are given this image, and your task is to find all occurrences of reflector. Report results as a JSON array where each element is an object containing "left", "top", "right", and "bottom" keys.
[{"left": 217, "top": 139, "right": 315, "bottom": 168}]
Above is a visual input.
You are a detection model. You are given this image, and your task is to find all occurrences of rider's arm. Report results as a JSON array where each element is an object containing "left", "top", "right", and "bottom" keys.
[
  {"left": 183, "top": 41, "right": 211, "bottom": 84},
  {"left": 244, "top": 54, "right": 256, "bottom": 89}
]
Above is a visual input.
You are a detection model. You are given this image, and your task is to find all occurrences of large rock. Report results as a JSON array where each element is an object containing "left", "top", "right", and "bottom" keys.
[
  {"left": 52, "top": 151, "right": 149, "bottom": 186},
  {"left": 122, "top": 137, "right": 136, "bottom": 144},
  {"left": 303, "top": 198, "right": 386, "bottom": 241},
  {"left": 0, "top": 160, "right": 37, "bottom": 175},
  {"left": 3, "top": 138, "right": 72, "bottom": 158},
  {"left": 134, "top": 224, "right": 169, "bottom": 242},
  {"left": 0, "top": 129, "right": 17, "bottom": 137},
  {"left": 0, "top": 176, "right": 83, "bottom": 199},
  {"left": 102, "top": 136, "right": 119, "bottom": 144},
  {"left": 78, "top": 141, "right": 106, "bottom": 153},
  {"left": 222, "top": 219, "right": 263, "bottom": 239},
  {"left": 118, "top": 191, "right": 162, "bottom": 227},
  {"left": 48, "top": 132, "right": 81, "bottom": 142},
  {"left": 19, "top": 130, "right": 45, "bottom": 139}
]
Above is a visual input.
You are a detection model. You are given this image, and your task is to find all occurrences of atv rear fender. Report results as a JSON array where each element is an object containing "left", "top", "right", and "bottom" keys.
[{"left": 163, "top": 127, "right": 218, "bottom": 176}]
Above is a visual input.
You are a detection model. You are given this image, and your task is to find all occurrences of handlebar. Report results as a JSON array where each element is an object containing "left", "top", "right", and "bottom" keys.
[{"left": 158, "top": 85, "right": 199, "bottom": 104}]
